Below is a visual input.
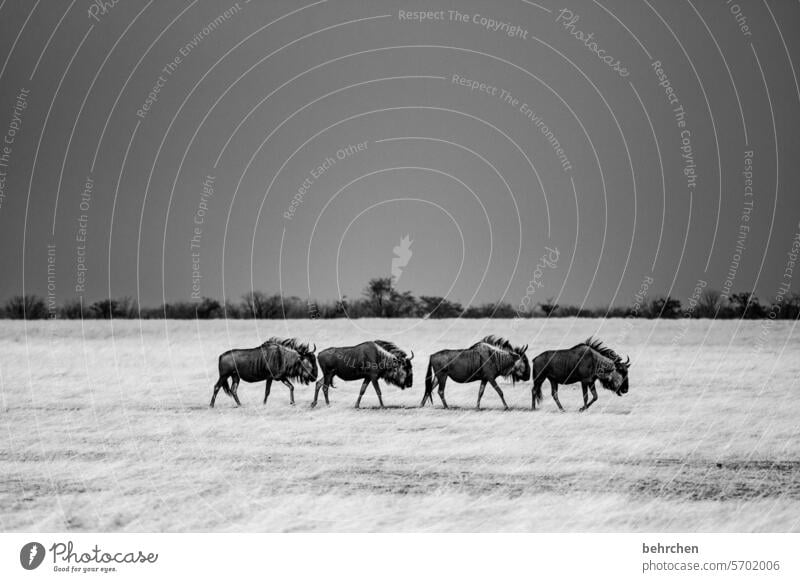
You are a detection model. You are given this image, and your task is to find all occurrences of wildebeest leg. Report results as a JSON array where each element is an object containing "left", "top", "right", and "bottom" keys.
[
  {"left": 263, "top": 379, "right": 272, "bottom": 405},
  {"left": 282, "top": 380, "right": 295, "bottom": 405},
  {"left": 231, "top": 375, "right": 242, "bottom": 407},
  {"left": 355, "top": 378, "right": 370, "bottom": 408},
  {"left": 437, "top": 375, "right": 449, "bottom": 409},
  {"left": 322, "top": 381, "right": 330, "bottom": 406},
  {"left": 532, "top": 378, "right": 543, "bottom": 410},
  {"left": 584, "top": 383, "right": 598, "bottom": 411},
  {"left": 550, "top": 379, "right": 564, "bottom": 412},
  {"left": 312, "top": 374, "right": 332, "bottom": 407},
  {"left": 210, "top": 376, "right": 226, "bottom": 408},
  {"left": 312, "top": 379, "right": 322, "bottom": 407},
  {"left": 578, "top": 382, "right": 589, "bottom": 412},
  {"left": 371, "top": 379, "right": 385, "bottom": 408},
  {"left": 490, "top": 379, "right": 510, "bottom": 410},
  {"left": 420, "top": 376, "right": 436, "bottom": 407},
  {"left": 476, "top": 380, "right": 487, "bottom": 410}
]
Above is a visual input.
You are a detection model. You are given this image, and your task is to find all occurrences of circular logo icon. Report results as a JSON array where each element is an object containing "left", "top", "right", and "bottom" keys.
[{"left": 20, "top": 542, "right": 45, "bottom": 570}]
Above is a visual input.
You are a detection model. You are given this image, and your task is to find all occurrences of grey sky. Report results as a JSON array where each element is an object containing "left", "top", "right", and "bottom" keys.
[{"left": 1, "top": 0, "right": 798, "bottom": 311}]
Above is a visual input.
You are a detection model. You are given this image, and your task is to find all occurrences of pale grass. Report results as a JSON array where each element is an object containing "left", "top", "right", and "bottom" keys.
[{"left": 1, "top": 318, "right": 798, "bottom": 531}]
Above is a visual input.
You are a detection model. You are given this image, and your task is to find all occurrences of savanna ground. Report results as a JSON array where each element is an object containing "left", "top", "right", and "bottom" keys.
[{"left": 1, "top": 318, "right": 798, "bottom": 532}]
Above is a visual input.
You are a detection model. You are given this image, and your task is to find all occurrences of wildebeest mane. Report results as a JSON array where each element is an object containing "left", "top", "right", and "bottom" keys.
[
  {"left": 374, "top": 340, "right": 408, "bottom": 360},
  {"left": 373, "top": 340, "right": 411, "bottom": 388},
  {"left": 465, "top": 336, "right": 519, "bottom": 380},
  {"left": 577, "top": 337, "right": 621, "bottom": 362},
  {"left": 263, "top": 336, "right": 311, "bottom": 354},
  {"left": 261, "top": 340, "right": 314, "bottom": 384},
  {"left": 471, "top": 335, "right": 526, "bottom": 355}
]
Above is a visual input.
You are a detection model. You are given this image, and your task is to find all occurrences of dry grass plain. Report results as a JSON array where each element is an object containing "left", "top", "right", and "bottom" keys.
[{"left": 1, "top": 317, "right": 798, "bottom": 532}]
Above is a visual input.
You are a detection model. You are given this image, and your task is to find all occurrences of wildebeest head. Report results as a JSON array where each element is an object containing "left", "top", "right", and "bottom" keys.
[
  {"left": 398, "top": 351, "right": 414, "bottom": 389},
  {"left": 510, "top": 344, "right": 531, "bottom": 382},
  {"left": 616, "top": 356, "right": 631, "bottom": 394},
  {"left": 478, "top": 336, "right": 530, "bottom": 383},
  {"left": 375, "top": 341, "right": 414, "bottom": 389},
  {"left": 265, "top": 338, "right": 318, "bottom": 384},
  {"left": 392, "top": 349, "right": 414, "bottom": 389},
  {"left": 601, "top": 356, "right": 631, "bottom": 396},
  {"left": 297, "top": 344, "right": 318, "bottom": 384}
]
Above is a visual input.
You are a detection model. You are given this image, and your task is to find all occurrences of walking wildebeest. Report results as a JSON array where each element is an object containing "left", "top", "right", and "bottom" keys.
[
  {"left": 312, "top": 340, "right": 414, "bottom": 408},
  {"left": 422, "top": 335, "right": 530, "bottom": 410},
  {"left": 531, "top": 337, "right": 630, "bottom": 412},
  {"left": 210, "top": 337, "right": 318, "bottom": 407}
]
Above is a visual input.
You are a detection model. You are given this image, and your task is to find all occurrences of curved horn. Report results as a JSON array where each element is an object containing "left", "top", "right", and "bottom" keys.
[
  {"left": 311, "top": 343, "right": 316, "bottom": 353},
  {"left": 522, "top": 344, "right": 529, "bottom": 353},
  {"left": 408, "top": 349, "right": 414, "bottom": 361},
  {"left": 624, "top": 356, "right": 631, "bottom": 367}
]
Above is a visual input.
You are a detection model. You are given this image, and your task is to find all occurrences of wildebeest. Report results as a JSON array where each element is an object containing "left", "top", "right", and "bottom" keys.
[
  {"left": 312, "top": 340, "right": 414, "bottom": 408},
  {"left": 422, "top": 335, "right": 530, "bottom": 410},
  {"left": 531, "top": 337, "right": 630, "bottom": 412},
  {"left": 210, "top": 337, "right": 318, "bottom": 407}
]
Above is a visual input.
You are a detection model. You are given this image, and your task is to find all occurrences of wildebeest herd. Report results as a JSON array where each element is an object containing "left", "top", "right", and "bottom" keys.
[{"left": 211, "top": 336, "right": 631, "bottom": 411}]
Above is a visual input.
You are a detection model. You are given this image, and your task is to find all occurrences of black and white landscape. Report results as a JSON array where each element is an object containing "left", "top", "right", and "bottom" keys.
[{"left": 0, "top": 0, "right": 798, "bottom": 532}]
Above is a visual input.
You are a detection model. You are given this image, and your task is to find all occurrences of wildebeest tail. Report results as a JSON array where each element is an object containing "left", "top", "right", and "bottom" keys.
[
  {"left": 222, "top": 379, "right": 233, "bottom": 397},
  {"left": 217, "top": 353, "right": 234, "bottom": 397},
  {"left": 531, "top": 356, "right": 546, "bottom": 406},
  {"left": 532, "top": 378, "right": 542, "bottom": 406},
  {"left": 425, "top": 359, "right": 434, "bottom": 395}
]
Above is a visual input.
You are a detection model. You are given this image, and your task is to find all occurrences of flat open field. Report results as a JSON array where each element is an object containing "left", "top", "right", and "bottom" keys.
[{"left": 1, "top": 318, "right": 798, "bottom": 532}]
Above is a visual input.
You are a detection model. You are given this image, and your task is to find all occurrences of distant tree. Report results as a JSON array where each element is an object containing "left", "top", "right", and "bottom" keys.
[
  {"left": 556, "top": 304, "right": 581, "bottom": 317},
  {"left": 538, "top": 298, "right": 559, "bottom": 316},
  {"left": 780, "top": 292, "right": 800, "bottom": 319},
  {"left": 194, "top": 297, "right": 222, "bottom": 319},
  {"left": 223, "top": 300, "right": 242, "bottom": 319},
  {"left": 729, "top": 291, "right": 765, "bottom": 319},
  {"left": 58, "top": 298, "right": 85, "bottom": 319},
  {"left": 89, "top": 297, "right": 137, "bottom": 319},
  {"left": 138, "top": 305, "right": 161, "bottom": 319},
  {"left": 576, "top": 307, "right": 601, "bottom": 318},
  {"left": 419, "top": 295, "right": 462, "bottom": 318},
  {"left": 241, "top": 291, "right": 283, "bottom": 318},
  {"left": 386, "top": 289, "right": 419, "bottom": 317},
  {"left": 606, "top": 306, "right": 629, "bottom": 318},
  {"left": 462, "top": 305, "right": 484, "bottom": 318},
  {"left": 363, "top": 277, "right": 394, "bottom": 317},
  {"left": 89, "top": 299, "right": 112, "bottom": 318},
  {"left": 649, "top": 296, "right": 682, "bottom": 319},
  {"left": 696, "top": 288, "right": 722, "bottom": 318},
  {"left": 489, "top": 302, "right": 517, "bottom": 318},
  {"left": 333, "top": 296, "right": 350, "bottom": 318},
  {"left": 3, "top": 294, "right": 47, "bottom": 319},
  {"left": 463, "top": 303, "right": 515, "bottom": 318},
  {"left": 159, "top": 302, "right": 193, "bottom": 318}
]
